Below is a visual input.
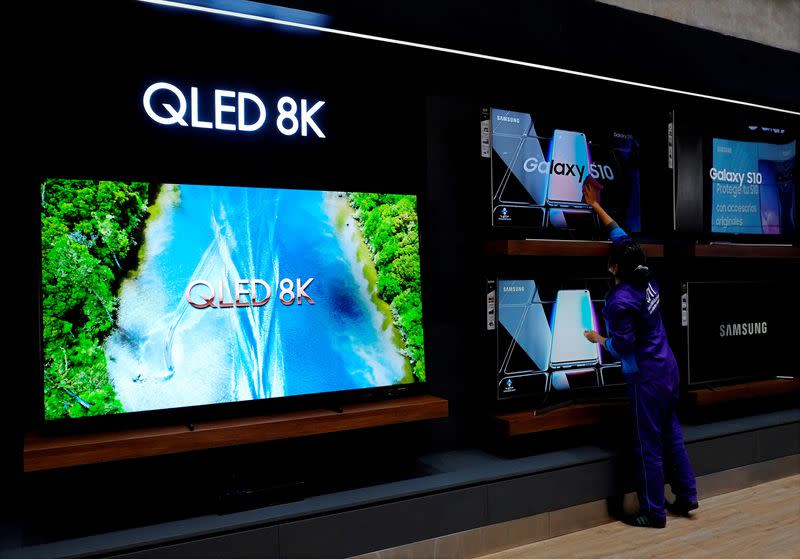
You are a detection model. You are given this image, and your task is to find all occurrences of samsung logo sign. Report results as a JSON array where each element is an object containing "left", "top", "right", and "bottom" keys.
[
  {"left": 496, "top": 115, "right": 520, "bottom": 124},
  {"left": 719, "top": 322, "right": 768, "bottom": 337},
  {"left": 142, "top": 82, "right": 326, "bottom": 137},
  {"left": 502, "top": 286, "right": 525, "bottom": 293}
]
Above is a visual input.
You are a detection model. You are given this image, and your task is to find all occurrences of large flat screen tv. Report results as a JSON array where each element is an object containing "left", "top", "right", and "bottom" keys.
[
  {"left": 673, "top": 111, "right": 798, "bottom": 242},
  {"left": 487, "top": 107, "right": 641, "bottom": 238},
  {"left": 40, "top": 179, "right": 425, "bottom": 423},
  {"left": 494, "top": 278, "right": 624, "bottom": 401},
  {"left": 682, "top": 281, "right": 797, "bottom": 386}
]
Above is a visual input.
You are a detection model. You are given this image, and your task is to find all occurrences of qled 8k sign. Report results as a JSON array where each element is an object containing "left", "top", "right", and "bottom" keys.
[{"left": 142, "top": 82, "right": 326, "bottom": 137}]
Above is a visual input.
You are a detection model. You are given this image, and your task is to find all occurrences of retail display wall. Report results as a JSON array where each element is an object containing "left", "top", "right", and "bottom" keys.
[{"left": 3, "top": 0, "right": 799, "bottom": 555}]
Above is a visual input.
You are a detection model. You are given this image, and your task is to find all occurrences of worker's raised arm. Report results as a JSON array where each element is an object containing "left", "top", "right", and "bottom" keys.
[{"left": 583, "top": 177, "right": 632, "bottom": 244}]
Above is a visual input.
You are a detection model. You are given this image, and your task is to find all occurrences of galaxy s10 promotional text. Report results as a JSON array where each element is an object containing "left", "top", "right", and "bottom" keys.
[
  {"left": 709, "top": 138, "right": 796, "bottom": 235},
  {"left": 486, "top": 107, "right": 641, "bottom": 238},
  {"left": 494, "top": 278, "right": 624, "bottom": 400}
]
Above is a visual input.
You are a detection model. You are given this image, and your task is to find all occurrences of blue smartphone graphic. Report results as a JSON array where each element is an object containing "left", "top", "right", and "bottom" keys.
[
  {"left": 545, "top": 130, "right": 591, "bottom": 207},
  {"left": 549, "top": 289, "right": 598, "bottom": 369}
]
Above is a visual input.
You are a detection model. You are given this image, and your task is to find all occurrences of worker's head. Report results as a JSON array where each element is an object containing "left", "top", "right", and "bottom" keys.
[{"left": 608, "top": 240, "right": 650, "bottom": 289}]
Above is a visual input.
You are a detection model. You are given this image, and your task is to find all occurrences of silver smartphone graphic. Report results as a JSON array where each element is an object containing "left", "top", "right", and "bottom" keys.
[{"left": 549, "top": 289, "right": 599, "bottom": 369}]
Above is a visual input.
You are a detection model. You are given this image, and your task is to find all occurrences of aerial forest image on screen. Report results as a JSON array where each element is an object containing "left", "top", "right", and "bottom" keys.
[{"left": 41, "top": 179, "right": 425, "bottom": 420}]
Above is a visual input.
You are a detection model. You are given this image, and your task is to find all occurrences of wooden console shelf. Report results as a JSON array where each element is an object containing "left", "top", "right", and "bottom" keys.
[
  {"left": 689, "top": 244, "right": 800, "bottom": 259},
  {"left": 484, "top": 240, "right": 664, "bottom": 258},
  {"left": 686, "top": 378, "right": 800, "bottom": 407},
  {"left": 494, "top": 401, "right": 628, "bottom": 437},
  {"left": 24, "top": 395, "right": 449, "bottom": 472}
]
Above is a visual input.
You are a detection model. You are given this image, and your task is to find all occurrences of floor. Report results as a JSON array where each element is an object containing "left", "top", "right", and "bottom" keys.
[{"left": 476, "top": 474, "right": 800, "bottom": 559}]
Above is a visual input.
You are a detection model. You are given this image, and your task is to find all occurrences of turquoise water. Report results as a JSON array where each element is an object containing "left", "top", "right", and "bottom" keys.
[{"left": 105, "top": 185, "right": 409, "bottom": 413}]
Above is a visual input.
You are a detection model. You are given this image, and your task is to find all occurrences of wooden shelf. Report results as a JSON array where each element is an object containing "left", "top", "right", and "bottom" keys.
[
  {"left": 493, "top": 401, "right": 628, "bottom": 437},
  {"left": 686, "top": 378, "right": 800, "bottom": 407},
  {"left": 484, "top": 240, "right": 664, "bottom": 258},
  {"left": 24, "top": 395, "right": 449, "bottom": 472},
  {"left": 689, "top": 244, "right": 800, "bottom": 259}
]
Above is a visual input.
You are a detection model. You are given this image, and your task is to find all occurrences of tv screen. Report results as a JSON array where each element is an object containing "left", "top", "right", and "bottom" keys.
[
  {"left": 709, "top": 138, "right": 796, "bottom": 235},
  {"left": 673, "top": 111, "right": 799, "bottom": 240},
  {"left": 683, "top": 281, "right": 796, "bottom": 386},
  {"left": 488, "top": 108, "right": 641, "bottom": 237},
  {"left": 40, "top": 179, "right": 425, "bottom": 421},
  {"left": 495, "top": 278, "right": 623, "bottom": 400}
]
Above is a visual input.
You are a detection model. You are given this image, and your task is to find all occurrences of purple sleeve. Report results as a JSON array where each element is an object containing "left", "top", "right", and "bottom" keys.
[{"left": 604, "top": 297, "right": 637, "bottom": 358}]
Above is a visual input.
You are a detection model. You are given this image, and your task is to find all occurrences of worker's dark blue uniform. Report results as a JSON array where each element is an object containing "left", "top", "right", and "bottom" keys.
[{"left": 602, "top": 224, "right": 697, "bottom": 523}]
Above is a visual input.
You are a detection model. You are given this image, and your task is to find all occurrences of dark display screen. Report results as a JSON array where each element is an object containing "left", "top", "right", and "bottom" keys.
[{"left": 684, "top": 281, "right": 797, "bottom": 385}]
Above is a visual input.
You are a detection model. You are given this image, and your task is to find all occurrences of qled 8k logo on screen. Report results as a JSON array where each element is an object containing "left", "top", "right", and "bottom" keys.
[{"left": 185, "top": 278, "right": 315, "bottom": 308}]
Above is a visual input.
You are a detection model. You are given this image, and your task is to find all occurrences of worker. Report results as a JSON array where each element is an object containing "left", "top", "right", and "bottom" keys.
[{"left": 582, "top": 177, "right": 698, "bottom": 528}]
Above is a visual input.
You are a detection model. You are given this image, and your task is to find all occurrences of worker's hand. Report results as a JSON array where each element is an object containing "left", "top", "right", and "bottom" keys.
[
  {"left": 582, "top": 177, "right": 603, "bottom": 209},
  {"left": 583, "top": 329, "right": 605, "bottom": 345}
]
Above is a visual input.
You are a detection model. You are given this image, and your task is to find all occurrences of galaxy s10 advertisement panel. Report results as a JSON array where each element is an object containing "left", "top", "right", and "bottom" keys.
[
  {"left": 673, "top": 110, "right": 799, "bottom": 241},
  {"left": 495, "top": 278, "right": 623, "bottom": 400},
  {"left": 683, "top": 281, "right": 797, "bottom": 386},
  {"left": 487, "top": 107, "right": 641, "bottom": 238},
  {"left": 709, "top": 138, "right": 796, "bottom": 235},
  {"left": 40, "top": 179, "right": 425, "bottom": 422}
]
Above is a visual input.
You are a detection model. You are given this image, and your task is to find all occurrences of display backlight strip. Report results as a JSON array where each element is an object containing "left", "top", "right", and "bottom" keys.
[{"left": 139, "top": 0, "right": 800, "bottom": 116}]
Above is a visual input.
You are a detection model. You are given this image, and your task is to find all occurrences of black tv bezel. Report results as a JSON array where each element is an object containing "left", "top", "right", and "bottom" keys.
[
  {"left": 35, "top": 176, "right": 430, "bottom": 435},
  {"left": 673, "top": 109, "right": 800, "bottom": 246}
]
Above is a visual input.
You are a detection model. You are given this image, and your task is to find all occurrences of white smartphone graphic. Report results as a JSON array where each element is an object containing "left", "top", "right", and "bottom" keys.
[{"left": 549, "top": 289, "right": 599, "bottom": 369}]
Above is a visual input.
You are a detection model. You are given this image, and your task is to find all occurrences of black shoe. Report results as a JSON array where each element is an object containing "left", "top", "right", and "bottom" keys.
[
  {"left": 621, "top": 513, "right": 666, "bottom": 529},
  {"left": 666, "top": 498, "right": 699, "bottom": 517}
]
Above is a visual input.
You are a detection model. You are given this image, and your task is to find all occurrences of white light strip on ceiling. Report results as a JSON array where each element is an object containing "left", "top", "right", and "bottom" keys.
[{"left": 139, "top": 0, "right": 799, "bottom": 116}]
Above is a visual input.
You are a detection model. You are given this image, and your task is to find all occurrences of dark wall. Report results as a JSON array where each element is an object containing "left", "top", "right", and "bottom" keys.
[
  {"left": 5, "top": 0, "right": 799, "bottom": 535},
  {"left": 244, "top": 0, "right": 800, "bottom": 110}
]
